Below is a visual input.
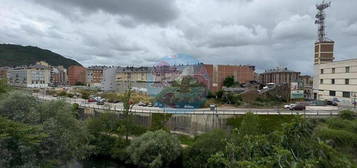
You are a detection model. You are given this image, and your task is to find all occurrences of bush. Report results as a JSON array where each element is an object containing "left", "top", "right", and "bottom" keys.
[
  {"left": 183, "top": 129, "right": 227, "bottom": 168},
  {"left": 58, "top": 91, "right": 67, "bottom": 97},
  {"left": 127, "top": 130, "right": 181, "bottom": 168},
  {"left": 339, "top": 110, "right": 355, "bottom": 120}
]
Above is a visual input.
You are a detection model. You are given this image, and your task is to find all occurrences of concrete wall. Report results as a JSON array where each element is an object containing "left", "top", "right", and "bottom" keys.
[{"left": 84, "top": 108, "right": 233, "bottom": 135}]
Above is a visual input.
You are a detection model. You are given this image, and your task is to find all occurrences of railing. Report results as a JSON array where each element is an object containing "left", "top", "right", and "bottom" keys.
[{"left": 33, "top": 94, "right": 349, "bottom": 117}]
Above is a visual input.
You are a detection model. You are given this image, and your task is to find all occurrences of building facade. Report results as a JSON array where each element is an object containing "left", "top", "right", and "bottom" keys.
[
  {"left": 7, "top": 64, "right": 50, "bottom": 88},
  {"left": 101, "top": 66, "right": 120, "bottom": 91},
  {"left": 204, "top": 64, "right": 255, "bottom": 92},
  {"left": 87, "top": 66, "right": 106, "bottom": 88},
  {"left": 299, "top": 75, "right": 313, "bottom": 99},
  {"left": 314, "top": 41, "right": 334, "bottom": 64},
  {"left": 67, "top": 65, "right": 87, "bottom": 85},
  {"left": 313, "top": 59, "right": 357, "bottom": 106},
  {"left": 116, "top": 66, "right": 152, "bottom": 93},
  {"left": 51, "top": 66, "right": 68, "bottom": 86},
  {"left": 260, "top": 67, "right": 301, "bottom": 85}
]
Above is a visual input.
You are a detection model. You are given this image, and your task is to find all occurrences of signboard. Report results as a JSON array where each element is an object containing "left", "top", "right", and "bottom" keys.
[
  {"left": 290, "top": 82, "right": 304, "bottom": 99},
  {"left": 291, "top": 90, "right": 304, "bottom": 99}
]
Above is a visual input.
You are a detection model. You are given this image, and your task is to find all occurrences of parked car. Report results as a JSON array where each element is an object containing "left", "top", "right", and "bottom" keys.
[
  {"left": 147, "top": 103, "right": 153, "bottom": 107},
  {"left": 138, "top": 102, "right": 147, "bottom": 106},
  {"left": 326, "top": 100, "right": 338, "bottom": 106},
  {"left": 290, "top": 103, "right": 306, "bottom": 111},
  {"left": 88, "top": 98, "right": 97, "bottom": 102},
  {"left": 96, "top": 101, "right": 105, "bottom": 105},
  {"left": 284, "top": 104, "right": 295, "bottom": 109}
]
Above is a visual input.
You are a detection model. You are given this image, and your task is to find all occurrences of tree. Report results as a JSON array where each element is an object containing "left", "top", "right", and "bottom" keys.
[
  {"left": 36, "top": 100, "right": 92, "bottom": 163},
  {"left": 127, "top": 130, "right": 181, "bottom": 168},
  {"left": 0, "top": 117, "right": 48, "bottom": 167},
  {"left": 183, "top": 129, "right": 227, "bottom": 168},
  {"left": 0, "top": 92, "right": 92, "bottom": 166},
  {"left": 0, "top": 91, "right": 39, "bottom": 123},
  {"left": 121, "top": 81, "right": 146, "bottom": 141},
  {"left": 223, "top": 76, "right": 235, "bottom": 87}
]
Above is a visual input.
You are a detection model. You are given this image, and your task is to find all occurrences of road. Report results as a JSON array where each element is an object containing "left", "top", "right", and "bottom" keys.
[{"left": 33, "top": 93, "right": 355, "bottom": 116}]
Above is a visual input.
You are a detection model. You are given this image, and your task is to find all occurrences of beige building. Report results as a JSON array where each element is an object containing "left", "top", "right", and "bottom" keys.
[
  {"left": 313, "top": 59, "right": 357, "bottom": 106},
  {"left": 8, "top": 64, "right": 51, "bottom": 88}
]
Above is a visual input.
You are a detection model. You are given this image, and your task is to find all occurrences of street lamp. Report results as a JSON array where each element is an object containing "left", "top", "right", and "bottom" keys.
[{"left": 353, "top": 92, "right": 356, "bottom": 109}]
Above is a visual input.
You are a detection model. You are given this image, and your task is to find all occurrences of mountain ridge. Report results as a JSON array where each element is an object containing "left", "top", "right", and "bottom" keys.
[{"left": 0, "top": 44, "right": 82, "bottom": 68}]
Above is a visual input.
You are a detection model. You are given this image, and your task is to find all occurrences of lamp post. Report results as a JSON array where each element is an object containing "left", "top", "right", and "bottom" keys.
[{"left": 353, "top": 92, "right": 356, "bottom": 109}]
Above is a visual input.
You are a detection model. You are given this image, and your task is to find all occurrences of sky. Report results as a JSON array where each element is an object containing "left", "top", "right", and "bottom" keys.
[{"left": 1, "top": 0, "right": 357, "bottom": 75}]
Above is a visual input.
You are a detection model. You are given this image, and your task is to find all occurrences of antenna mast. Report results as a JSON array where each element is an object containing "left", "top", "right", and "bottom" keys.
[{"left": 315, "top": 1, "right": 331, "bottom": 42}]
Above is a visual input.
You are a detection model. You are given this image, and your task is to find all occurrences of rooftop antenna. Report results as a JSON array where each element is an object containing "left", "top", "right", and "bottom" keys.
[{"left": 315, "top": 1, "right": 331, "bottom": 42}]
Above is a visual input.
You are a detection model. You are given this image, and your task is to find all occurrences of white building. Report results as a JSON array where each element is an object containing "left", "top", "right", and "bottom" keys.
[
  {"left": 313, "top": 59, "right": 357, "bottom": 106},
  {"left": 101, "top": 66, "right": 119, "bottom": 91}
]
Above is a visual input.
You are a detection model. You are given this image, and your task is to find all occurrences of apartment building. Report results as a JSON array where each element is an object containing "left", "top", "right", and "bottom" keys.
[
  {"left": 68, "top": 65, "right": 86, "bottom": 85},
  {"left": 313, "top": 59, "right": 357, "bottom": 105},
  {"left": 51, "top": 66, "right": 68, "bottom": 86},
  {"left": 7, "top": 64, "right": 50, "bottom": 88},
  {"left": 87, "top": 66, "right": 106, "bottom": 88}
]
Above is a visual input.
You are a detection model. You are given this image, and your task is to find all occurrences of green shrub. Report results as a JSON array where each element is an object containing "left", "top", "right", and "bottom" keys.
[
  {"left": 227, "top": 114, "right": 296, "bottom": 134},
  {"left": 318, "top": 127, "right": 357, "bottom": 147},
  {"left": 183, "top": 129, "right": 227, "bottom": 168},
  {"left": 58, "top": 91, "right": 67, "bottom": 97},
  {"left": 339, "top": 110, "right": 356, "bottom": 120},
  {"left": 127, "top": 130, "right": 181, "bottom": 168}
]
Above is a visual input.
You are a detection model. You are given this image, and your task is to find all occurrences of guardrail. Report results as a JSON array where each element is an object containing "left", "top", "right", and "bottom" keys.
[{"left": 33, "top": 94, "right": 350, "bottom": 117}]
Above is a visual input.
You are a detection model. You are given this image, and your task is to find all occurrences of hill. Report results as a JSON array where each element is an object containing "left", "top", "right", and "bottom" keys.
[{"left": 0, "top": 44, "right": 81, "bottom": 68}]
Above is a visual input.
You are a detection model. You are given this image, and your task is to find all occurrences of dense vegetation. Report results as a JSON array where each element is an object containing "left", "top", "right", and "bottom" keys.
[
  {"left": 0, "top": 44, "right": 81, "bottom": 68},
  {"left": 0, "top": 83, "right": 357, "bottom": 167}
]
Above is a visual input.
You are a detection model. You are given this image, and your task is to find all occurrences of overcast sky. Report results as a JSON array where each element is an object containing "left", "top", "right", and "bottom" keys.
[{"left": 1, "top": 0, "right": 357, "bottom": 74}]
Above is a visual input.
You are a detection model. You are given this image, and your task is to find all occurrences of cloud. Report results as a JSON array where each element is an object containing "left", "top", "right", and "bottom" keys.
[
  {"left": 200, "top": 24, "right": 269, "bottom": 48},
  {"left": 1, "top": 0, "right": 357, "bottom": 76},
  {"left": 32, "top": 0, "right": 179, "bottom": 25},
  {"left": 272, "top": 15, "right": 315, "bottom": 40},
  {"left": 343, "top": 22, "right": 357, "bottom": 36}
]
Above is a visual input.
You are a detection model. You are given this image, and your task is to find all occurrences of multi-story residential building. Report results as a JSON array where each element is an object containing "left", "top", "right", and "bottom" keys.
[
  {"left": 116, "top": 66, "right": 152, "bottom": 93},
  {"left": 313, "top": 59, "right": 357, "bottom": 105},
  {"left": 101, "top": 66, "right": 120, "bottom": 91},
  {"left": 51, "top": 66, "right": 67, "bottom": 86},
  {"left": 259, "top": 67, "right": 300, "bottom": 85},
  {"left": 299, "top": 75, "right": 313, "bottom": 99},
  {"left": 87, "top": 66, "right": 106, "bottom": 88},
  {"left": 7, "top": 64, "right": 50, "bottom": 88},
  {"left": 204, "top": 64, "right": 255, "bottom": 92},
  {"left": 67, "top": 65, "right": 86, "bottom": 85}
]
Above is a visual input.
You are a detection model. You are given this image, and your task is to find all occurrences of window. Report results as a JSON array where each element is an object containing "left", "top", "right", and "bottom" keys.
[
  {"left": 332, "top": 68, "right": 335, "bottom": 74},
  {"left": 329, "top": 91, "right": 336, "bottom": 96},
  {"left": 345, "top": 79, "right": 350, "bottom": 85},
  {"left": 320, "top": 69, "right": 324, "bottom": 74},
  {"left": 346, "top": 66, "right": 350, "bottom": 73},
  {"left": 320, "top": 79, "right": 323, "bottom": 84},
  {"left": 331, "top": 79, "right": 335, "bottom": 84},
  {"left": 343, "top": 92, "right": 351, "bottom": 98}
]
